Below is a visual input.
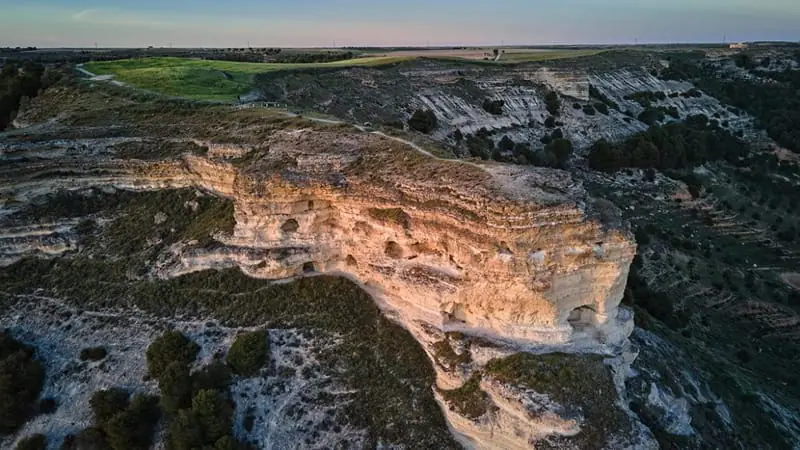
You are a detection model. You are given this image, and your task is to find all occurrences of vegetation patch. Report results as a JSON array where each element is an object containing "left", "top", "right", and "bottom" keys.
[
  {"left": 588, "top": 114, "right": 748, "bottom": 172},
  {"left": 439, "top": 373, "right": 493, "bottom": 419},
  {"left": 0, "top": 331, "right": 44, "bottom": 436},
  {"left": 14, "top": 434, "right": 46, "bottom": 450},
  {"left": 485, "top": 352, "right": 630, "bottom": 448},
  {"left": 226, "top": 329, "right": 269, "bottom": 377},
  {"left": 145, "top": 330, "right": 200, "bottom": 379},
  {"left": 408, "top": 109, "right": 438, "bottom": 133},
  {"left": 84, "top": 56, "right": 410, "bottom": 101},
  {"left": 431, "top": 337, "right": 471, "bottom": 371}
]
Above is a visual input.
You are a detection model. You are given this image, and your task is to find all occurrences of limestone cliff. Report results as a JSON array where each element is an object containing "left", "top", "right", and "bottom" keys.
[{"left": 1, "top": 106, "right": 640, "bottom": 448}]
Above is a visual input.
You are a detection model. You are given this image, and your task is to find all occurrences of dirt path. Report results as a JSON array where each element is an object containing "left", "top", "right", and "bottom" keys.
[{"left": 72, "top": 64, "right": 487, "bottom": 172}]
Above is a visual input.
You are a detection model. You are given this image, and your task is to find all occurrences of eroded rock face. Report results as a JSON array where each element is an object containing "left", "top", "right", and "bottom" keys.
[
  {"left": 113, "top": 130, "right": 636, "bottom": 351},
  {"left": 0, "top": 111, "right": 638, "bottom": 448}
]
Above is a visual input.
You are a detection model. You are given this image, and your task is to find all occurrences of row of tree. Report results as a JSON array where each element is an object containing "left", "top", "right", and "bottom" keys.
[
  {"left": 661, "top": 53, "right": 800, "bottom": 153},
  {"left": 588, "top": 114, "right": 749, "bottom": 172}
]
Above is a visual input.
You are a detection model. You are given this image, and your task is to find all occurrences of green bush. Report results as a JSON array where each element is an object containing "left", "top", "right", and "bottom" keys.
[
  {"left": 146, "top": 331, "right": 199, "bottom": 380},
  {"left": 167, "top": 389, "right": 234, "bottom": 450},
  {"left": 15, "top": 434, "right": 46, "bottom": 450},
  {"left": 89, "top": 388, "right": 130, "bottom": 426},
  {"left": 61, "top": 427, "right": 109, "bottom": 450},
  {"left": 545, "top": 138, "right": 573, "bottom": 169},
  {"left": 0, "top": 331, "right": 44, "bottom": 435},
  {"left": 482, "top": 99, "right": 505, "bottom": 115},
  {"left": 104, "top": 394, "right": 160, "bottom": 450},
  {"left": 226, "top": 330, "right": 269, "bottom": 377},
  {"left": 545, "top": 90, "right": 560, "bottom": 116},
  {"left": 159, "top": 362, "right": 193, "bottom": 413},
  {"left": 439, "top": 373, "right": 492, "bottom": 419},
  {"left": 588, "top": 117, "right": 748, "bottom": 172},
  {"left": 407, "top": 109, "right": 438, "bottom": 134}
]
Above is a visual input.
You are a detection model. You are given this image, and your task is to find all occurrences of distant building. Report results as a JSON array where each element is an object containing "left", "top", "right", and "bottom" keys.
[{"left": 729, "top": 43, "right": 748, "bottom": 49}]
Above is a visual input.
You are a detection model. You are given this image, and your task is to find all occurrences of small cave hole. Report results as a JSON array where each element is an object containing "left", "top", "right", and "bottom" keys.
[
  {"left": 308, "top": 200, "right": 314, "bottom": 210},
  {"left": 302, "top": 262, "right": 316, "bottom": 273},
  {"left": 568, "top": 305, "right": 597, "bottom": 330},
  {"left": 281, "top": 218, "right": 300, "bottom": 233},
  {"left": 345, "top": 255, "right": 358, "bottom": 267},
  {"left": 385, "top": 241, "right": 403, "bottom": 259}
]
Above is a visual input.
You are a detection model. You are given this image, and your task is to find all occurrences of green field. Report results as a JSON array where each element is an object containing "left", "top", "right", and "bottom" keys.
[
  {"left": 84, "top": 56, "right": 412, "bottom": 101},
  {"left": 500, "top": 49, "right": 605, "bottom": 62},
  {"left": 83, "top": 50, "right": 605, "bottom": 101}
]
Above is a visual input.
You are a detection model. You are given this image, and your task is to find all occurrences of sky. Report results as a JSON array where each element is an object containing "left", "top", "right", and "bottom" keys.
[{"left": 1, "top": 0, "right": 799, "bottom": 48}]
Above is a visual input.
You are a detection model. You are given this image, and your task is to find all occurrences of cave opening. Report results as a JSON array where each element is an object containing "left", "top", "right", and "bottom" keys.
[
  {"left": 281, "top": 218, "right": 300, "bottom": 233},
  {"left": 302, "top": 262, "right": 316, "bottom": 273},
  {"left": 567, "top": 305, "right": 597, "bottom": 330}
]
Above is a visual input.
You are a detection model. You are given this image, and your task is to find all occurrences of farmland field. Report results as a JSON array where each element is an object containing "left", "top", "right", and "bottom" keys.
[
  {"left": 82, "top": 49, "right": 606, "bottom": 101},
  {"left": 83, "top": 56, "right": 413, "bottom": 101}
]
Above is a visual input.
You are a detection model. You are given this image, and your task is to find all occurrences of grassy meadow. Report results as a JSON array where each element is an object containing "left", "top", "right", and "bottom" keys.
[
  {"left": 84, "top": 56, "right": 412, "bottom": 101},
  {"left": 83, "top": 49, "right": 605, "bottom": 101}
]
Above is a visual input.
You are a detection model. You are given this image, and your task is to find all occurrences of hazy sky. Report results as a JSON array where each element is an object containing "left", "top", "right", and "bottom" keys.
[{"left": 1, "top": 0, "right": 799, "bottom": 48}]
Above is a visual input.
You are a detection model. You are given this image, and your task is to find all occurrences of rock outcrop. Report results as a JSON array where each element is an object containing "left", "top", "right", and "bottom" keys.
[{"left": 0, "top": 104, "right": 640, "bottom": 448}]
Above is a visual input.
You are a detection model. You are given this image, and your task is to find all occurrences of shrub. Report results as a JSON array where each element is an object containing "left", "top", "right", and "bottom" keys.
[
  {"left": 482, "top": 99, "right": 505, "bottom": 115},
  {"left": 159, "top": 362, "right": 193, "bottom": 413},
  {"left": 15, "top": 434, "right": 46, "bottom": 450},
  {"left": 439, "top": 373, "right": 492, "bottom": 419},
  {"left": 104, "top": 394, "right": 160, "bottom": 450},
  {"left": 498, "top": 135, "right": 515, "bottom": 151},
  {"left": 544, "top": 116, "right": 556, "bottom": 128},
  {"left": 192, "top": 360, "right": 232, "bottom": 393},
  {"left": 146, "top": 331, "right": 199, "bottom": 380},
  {"left": 544, "top": 90, "right": 560, "bottom": 116},
  {"left": 80, "top": 347, "right": 108, "bottom": 362},
  {"left": 582, "top": 104, "right": 596, "bottom": 116},
  {"left": 90, "top": 388, "right": 129, "bottom": 426},
  {"left": 407, "top": 109, "right": 438, "bottom": 134},
  {"left": 61, "top": 427, "right": 108, "bottom": 450},
  {"left": 546, "top": 138, "right": 573, "bottom": 169},
  {"left": 0, "top": 331, "right": 45, "bottom": 435},
  {"left": 226, "top": 330, "right": 269, "bottom": 377},
  {"left": 594, "top": 102, "right": 609, "bottom": 115}
]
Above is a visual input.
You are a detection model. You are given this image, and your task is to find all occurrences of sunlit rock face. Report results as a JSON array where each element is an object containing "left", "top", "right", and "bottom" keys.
[
  {"left": 1, "top": 120, "right": 639, "bottom": 448},
  {"left": 127, "top": 130, "right": 637, "bottom": 351}
]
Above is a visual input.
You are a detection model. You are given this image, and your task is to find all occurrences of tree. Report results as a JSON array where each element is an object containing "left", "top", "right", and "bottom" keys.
[
  {"left": 146, "top": 331, "right": 199, "bottom": 380},
  {"left": 104, "top": 394, "right": 160, "bottom": 450},
  {"left": 0, "top": 333, "right": 44, "bottom": 435},
  {"left": 191, "top": 390, "right": 232, "bottom": 444},
  {"left": 89, "top": 389, "right": 129, "bottom": 426},
  {"left": 546, "top": 139, "right": 573, "bottom": 169},
  {"left": 588, "top": 139, "right": 626, "bottom": 172},
  {"left": 482, "top": 99, "right": 504, "bottom": 115},
  {"left": 407, "top": 109, "right": 438, "bottom": 133},
  {"left": 15, "top": 434, "right": 46, "bottom": 450},
  {"left": 159, "top": 362, "right": 193, "bottom": 414},
  {"left": 544, "top": 90, "right": 560, "bottom": 116},
  {"left": 498, "top": 135, "right": 515, "bottom": 151},
  {"left": 226, "top": 330, "right": 269, "bottom": 377}
]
